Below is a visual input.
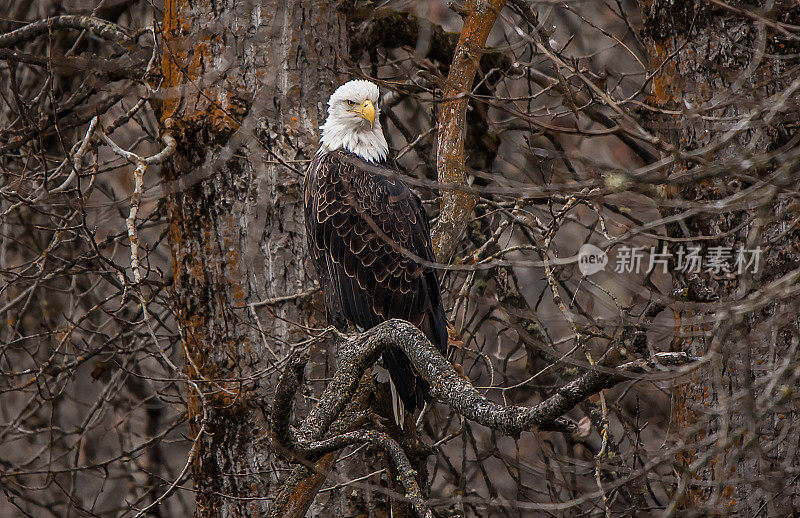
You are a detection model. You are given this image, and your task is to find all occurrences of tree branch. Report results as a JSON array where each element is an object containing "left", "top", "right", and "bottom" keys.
[
  {"left": 270, "top": 350, "right": 375, "bottom": 518},
  {"left": 283, "top": 319, "right": 696, "bottom": 442},
  {"left": 432, "top": 0, "right": 507, "bottom": 262},
  {"left": 304, "top": 430, "right": 433, "bottom": 518},
  {"left": 268, "top": 453, "right": 337, "bottom": 518},
  {"left": 506, "top": 0, "right": 660, "bottom": 165},
  {"left": 0, "top": 15, "right": 130, "bottom": 48},
  {"left": 269, "top": 319, "right": 695, "bottom": 516},
  {"left": 271, "top": 352, "right": 309, "bottom": 455}
]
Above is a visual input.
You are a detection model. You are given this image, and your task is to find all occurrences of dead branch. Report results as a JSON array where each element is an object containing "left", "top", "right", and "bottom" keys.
[{"left": 0, "top": 15, "right": 130, "bottom": 48}]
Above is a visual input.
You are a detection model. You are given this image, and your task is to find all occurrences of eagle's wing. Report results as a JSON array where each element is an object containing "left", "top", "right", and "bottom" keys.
[{"left": 305, "top": 149, "right": 448, "bottom": 414}]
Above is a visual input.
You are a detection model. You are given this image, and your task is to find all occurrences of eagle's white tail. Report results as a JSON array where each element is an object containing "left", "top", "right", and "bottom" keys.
[
  {"left": 373, "top": 364, "right": 405, "bottom": 429},
  {"left": 388, "top": 376, "right": 405, "bottom": 430}
]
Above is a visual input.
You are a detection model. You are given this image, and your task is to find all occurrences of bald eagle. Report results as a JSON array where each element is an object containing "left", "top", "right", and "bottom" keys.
[{"left": 304, "top": 80, "right": 448, "bottom": 428}]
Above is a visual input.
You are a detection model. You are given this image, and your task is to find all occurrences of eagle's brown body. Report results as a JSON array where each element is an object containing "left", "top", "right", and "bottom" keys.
[{"left": 304, "top": 148, "right": 448, "bottom": 415}]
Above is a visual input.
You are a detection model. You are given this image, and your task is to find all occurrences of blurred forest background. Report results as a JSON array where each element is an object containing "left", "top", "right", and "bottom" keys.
[{"left": 1, "top": 0, "right": 799, "bottom": 516}]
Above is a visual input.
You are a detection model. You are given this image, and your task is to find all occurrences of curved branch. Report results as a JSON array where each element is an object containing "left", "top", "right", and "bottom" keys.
[
  {"left": 432, "top": 0, "right": 507, "bottom": 262},
  {"left": 272, "top": 352, "right": 431, "bottom": 517},
  {"left": 271, "top": 352, "right": 309, "bottom": 455},
  {"left": 270, "top": 352, "right": 374, "bottom": 518},
  {"left": 0, "top": 16, "right": 130, "bottom": 48},
  {"left": 270, "top": 320, "right": 695, "bottom": 517},
  {"left": 294, "top": 319, "right": 695, "bottom": 438},
  {"left": 304, "top": 430, "right": 433, "bottom": 518},
  {"left": 295, "top": 331, "right": 387, "bottom": 443}
]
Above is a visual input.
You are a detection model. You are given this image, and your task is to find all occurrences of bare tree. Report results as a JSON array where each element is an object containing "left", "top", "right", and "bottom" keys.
[
  {"left": 640, "top": 2, "right": 800, "bottom": 514},
  {"left": 158, "top": 1, "right": 344, "bottom": 515},
  {"left": 1, "top": 1, "right": 798, "bottom": 517}
]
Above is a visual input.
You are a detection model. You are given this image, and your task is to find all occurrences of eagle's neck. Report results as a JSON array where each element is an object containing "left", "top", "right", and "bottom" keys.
[{"left": 318, "top": 118, "right": 389, "bottom": 163}]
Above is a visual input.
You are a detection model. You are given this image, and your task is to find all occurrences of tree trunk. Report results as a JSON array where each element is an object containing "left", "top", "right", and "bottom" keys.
[
  {"left": 159, "top": 1, "right": 346, "bottom": 515},
  {"left": 640, "top": 2, "right": 800, "bottom": 514}
]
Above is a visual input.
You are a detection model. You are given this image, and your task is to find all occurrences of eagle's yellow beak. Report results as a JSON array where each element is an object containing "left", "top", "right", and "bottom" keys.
[{"left": 354, "top": 99, "right": 376, "bottom": 128}]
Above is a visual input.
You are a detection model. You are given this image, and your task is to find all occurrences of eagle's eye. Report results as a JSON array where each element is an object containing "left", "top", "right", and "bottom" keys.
[{"left": 346, "top": 100, "right": 356, "bottom": 107}]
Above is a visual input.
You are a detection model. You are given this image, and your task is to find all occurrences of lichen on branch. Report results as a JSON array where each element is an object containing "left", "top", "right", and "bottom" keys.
[
  {"left": 270, "top": 319, "right": 696, "bottom": 517},
  {"left": 432, "top": 0, "right": 507, "bottom": 263}
]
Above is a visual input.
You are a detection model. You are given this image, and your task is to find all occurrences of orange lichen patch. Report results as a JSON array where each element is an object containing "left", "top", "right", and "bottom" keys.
[
  {"left": 673, "top": 378, "right": 711, "bottom": 506},
  {"left": 722, "top": 485, "right": 735, "bottom": 502},
  {"left": 433, "top": 0, "right": 506, "bottom": 261},
  {"left": 168, "top": 192, "right": 259, "bottom": 428},
  {"left": 161, "top": 0, "right": 193, "bottom": 123},
  {"left": 161, "top": 0, "right": 243, "bottom": 135},
  {"left": 222, "top": 218, "right": 247, "bottom": 305},
  {"left": 182, "top": 312, "right": 213, "bottom": 436},
  {"left": 647, "top": 41, "right": 680, "bottom": 107},
  {"left": 166, "top": 200, "right": 251, "bottom": 438},
  {"left": 275, "top": 453, "right": 338, "bottom": 518}
]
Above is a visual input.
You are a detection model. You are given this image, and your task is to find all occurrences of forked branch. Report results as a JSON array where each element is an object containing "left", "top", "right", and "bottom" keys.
[{"left": 270, "top": 319, "right": 695, "bottom": 517}]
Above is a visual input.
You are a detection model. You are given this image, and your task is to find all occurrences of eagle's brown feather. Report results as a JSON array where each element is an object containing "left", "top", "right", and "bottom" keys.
[{"left": 305, "top": 148, "right": 448, "bottom": 415}]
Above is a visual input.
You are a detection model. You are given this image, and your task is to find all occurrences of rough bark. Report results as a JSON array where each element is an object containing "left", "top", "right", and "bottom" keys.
[
  {"left": 432, "top": 0, "right": 506, "bottom": 262},
  {"left": 640, "top": 1, "right": 800, "bottom": 513},
  {"left": 158, "top": 1, "right": 346, "bottom": 515},
  {"left": 270, "top": 319, "right": 694, "bottom": 518}
]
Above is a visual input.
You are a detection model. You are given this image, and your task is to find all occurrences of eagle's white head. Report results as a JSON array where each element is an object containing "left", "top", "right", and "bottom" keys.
[{"left": 319, "top": 80, "right": 389, "bottom": 163}]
